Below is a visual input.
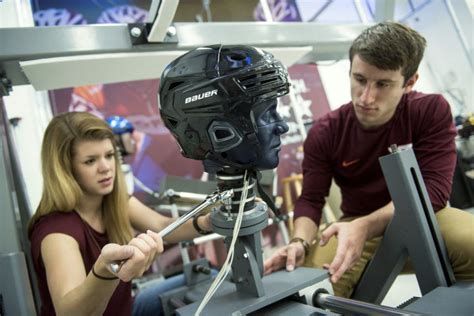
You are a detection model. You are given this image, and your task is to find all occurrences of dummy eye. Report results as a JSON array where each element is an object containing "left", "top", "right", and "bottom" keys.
[{"left": 258, "top": 105, "right": 280, "bottom": 125}]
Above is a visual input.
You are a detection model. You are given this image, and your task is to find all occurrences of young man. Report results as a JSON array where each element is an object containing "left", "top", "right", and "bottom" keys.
[{"left": 264, "top": 21, "right": 474, "bottom": 298}]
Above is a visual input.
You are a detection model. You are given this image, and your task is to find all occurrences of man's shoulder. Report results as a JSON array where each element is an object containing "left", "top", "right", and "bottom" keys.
[
  {"left": 404, "top": 91, "right": 450, "bottom": 118},
  {"left": 405, "top": 91, "right": 448, "bottom": 108}
]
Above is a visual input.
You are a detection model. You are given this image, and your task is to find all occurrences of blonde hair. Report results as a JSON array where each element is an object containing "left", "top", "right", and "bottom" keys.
[{"left": 28, "top": 112, "right": 132, "bottom": 244}]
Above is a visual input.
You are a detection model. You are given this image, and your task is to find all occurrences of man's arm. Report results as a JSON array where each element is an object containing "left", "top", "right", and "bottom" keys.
[
  {"left": 412, "top": 95, "right": 457, "bottom": 211},
  {"left": 264, "top": 120, "right": 333, "bottom": 274},
  {"left": 352, "top": 201, "right": 394, "bottom": 240},
  {"left": 293, "top": 216, "right": 319, "bottom": 245},
  {"left": 319, "top": 202, "right": 394, "bottom": 283}
]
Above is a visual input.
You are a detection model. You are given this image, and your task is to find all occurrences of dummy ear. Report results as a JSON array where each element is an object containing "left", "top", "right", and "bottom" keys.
[{"left": 404, "top": 73, "right": 419, "bottom": 93}]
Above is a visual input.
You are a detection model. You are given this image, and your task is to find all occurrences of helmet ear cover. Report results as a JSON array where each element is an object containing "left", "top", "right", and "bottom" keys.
[{"left": 208, "top": 121, "right": 243, "bottom": 153}]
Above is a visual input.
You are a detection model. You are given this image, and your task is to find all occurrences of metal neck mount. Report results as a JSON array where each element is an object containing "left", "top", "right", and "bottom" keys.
[{"left": 210, "top": 169, "right": 269, "bottom": 297}]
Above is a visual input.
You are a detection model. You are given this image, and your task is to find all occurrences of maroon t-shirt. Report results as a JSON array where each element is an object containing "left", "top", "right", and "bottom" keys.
[
  {"left": 29, "top": 210, "right": 132, "bottom": 316},
  {"left": 294, "top": 91, "right": 457, "bottom": 225}
]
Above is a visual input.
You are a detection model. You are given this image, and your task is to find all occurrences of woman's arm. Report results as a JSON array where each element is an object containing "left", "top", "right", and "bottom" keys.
[
  {"left": 128, "top": 196, "right": 212, "bottom": 243},
  {"left": 41, "top": 233, "right": 120, "bottom": 316},
  {"left": 41, "top": 231, "right": 162, "bottom": 316}
]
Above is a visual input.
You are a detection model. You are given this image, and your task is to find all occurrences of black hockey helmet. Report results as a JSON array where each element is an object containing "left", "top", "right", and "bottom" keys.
[{"left": 159, "top": 45, "right": 290, "bottom": 168}]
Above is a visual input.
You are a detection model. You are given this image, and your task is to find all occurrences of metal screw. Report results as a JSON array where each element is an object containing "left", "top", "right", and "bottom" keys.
[
  {"left": 243, "top": 253, "right": 248, "bottom": 259},
  {"left": 167, "top": 26, "right": 177, "bottom": 37},
  {"left": 130, "top": 27, "right": 142, "bottom": 38},
  {"left": 388, "top": 144, "right": 399, "bottom": 153}
]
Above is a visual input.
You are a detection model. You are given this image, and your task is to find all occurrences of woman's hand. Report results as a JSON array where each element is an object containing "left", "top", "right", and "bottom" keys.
[
  {"left": 199, "top": 213, "right": 213, "bottom": 232},
  {"left": 98, "top": 230, "right": 163, "bottom": 282},
  {"left": 121, "top": 230, "right": 163, "bottom": 281}
]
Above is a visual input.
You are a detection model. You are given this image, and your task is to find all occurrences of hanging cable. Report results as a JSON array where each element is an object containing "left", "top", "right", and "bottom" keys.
[{"left": 195, "top": 170, "right": 250, "bottom": 315}]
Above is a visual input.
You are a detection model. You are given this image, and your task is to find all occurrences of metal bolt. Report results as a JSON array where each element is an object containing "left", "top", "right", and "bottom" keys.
[
  {"left": 167, "top": 26, "right": 177, "bottom": 37},
  {"left": 243, "top": 253, "right": 248, "bottom": 259},
  {"left": 130, "top": 27, "right": 142, "bottom": 38},
  {"left": 388, "top": 144, "right": 399, "bottom": 153}
]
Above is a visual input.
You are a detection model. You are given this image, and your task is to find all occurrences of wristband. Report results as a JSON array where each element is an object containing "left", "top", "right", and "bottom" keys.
[
  {"left": 91, "top": 264, "right": 118, "bottom": 280},
  {"left": 192, "top": 215, "right": 212, "bottom": 235},
  {"left": 289, "top": 237, "right": 310, "bottom": 257}
]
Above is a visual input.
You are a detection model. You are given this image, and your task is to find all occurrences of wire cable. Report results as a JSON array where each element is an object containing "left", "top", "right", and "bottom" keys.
[
  {"left": 195, "top": 170, "right": 250, "bottom": 315},
  {"left": 133, "top": 176, "right": 160, "bottom": 199}
]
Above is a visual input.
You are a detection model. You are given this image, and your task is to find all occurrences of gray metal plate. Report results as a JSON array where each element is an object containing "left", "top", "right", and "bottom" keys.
[
  {"left": 404, "top": 286, "right": 474, "bottom": 315},
  {"left": 252, "top": 299, "right": 338, "bottom": 315},
  {"left": 177, "top": 267, "right": 328, "bottom": 315}
]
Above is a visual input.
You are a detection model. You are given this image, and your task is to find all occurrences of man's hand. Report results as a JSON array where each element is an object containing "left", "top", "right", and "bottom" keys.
[
  {"left": 319, "top": 220, "right": 368, "bottom": 283},
  {"left": 263, "top": 242, "right": 305, "bottom": 275}
]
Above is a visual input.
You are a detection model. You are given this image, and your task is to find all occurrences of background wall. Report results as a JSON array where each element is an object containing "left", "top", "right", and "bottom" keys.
[{"left": 1, "top": 0, "right": 472, "bottom": 214}]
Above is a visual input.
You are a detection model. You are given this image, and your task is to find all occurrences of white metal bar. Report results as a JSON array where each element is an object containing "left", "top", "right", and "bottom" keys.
[{"left": 147, "top": 0, "right": 180, "bottom": 42}]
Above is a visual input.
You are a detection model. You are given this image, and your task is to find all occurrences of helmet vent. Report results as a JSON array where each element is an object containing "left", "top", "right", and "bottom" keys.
[
  {"left": 168, "top": 81, "right": 185, "bottom": 91},
  {"left": 166, "top": 117, "right": 179, "bottom": 128},
  {"left": 239, "top": 73, "right": 257, "bottom": 82},
  {"left": 215, "top": 129, "right": 233, "bottom": 140},
  {"left": 237, "top": 69, "right": 279, "bottom": 91},
  {"left": 262, "top": 70, "right": 276, "bottom": 76},
  {"left": 261, "top": 77, "right": 279, "bottom": 85},
  {"left": 228, "top": 53, "right": 247, "bottom": 61}
]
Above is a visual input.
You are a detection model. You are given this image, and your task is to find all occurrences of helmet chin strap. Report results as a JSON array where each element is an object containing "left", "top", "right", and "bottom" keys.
[{"left": 252, "top": 169, "right": 281, "bottom": 218}]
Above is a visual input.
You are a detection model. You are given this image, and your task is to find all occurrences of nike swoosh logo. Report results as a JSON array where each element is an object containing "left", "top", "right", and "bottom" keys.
[{"left": 342, "top": 159, "right": 360, "bottom": 167}]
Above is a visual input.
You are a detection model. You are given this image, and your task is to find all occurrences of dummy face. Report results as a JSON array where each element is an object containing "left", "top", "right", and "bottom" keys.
[
  {"left": 350, "top": 54, "right": 418, "bottom": 129},
  {"left": 226, "top": 99, "right": 289, "bottom": 169},
  {"left": 72, "top": 139, "right": 116, "bottom": 197}
]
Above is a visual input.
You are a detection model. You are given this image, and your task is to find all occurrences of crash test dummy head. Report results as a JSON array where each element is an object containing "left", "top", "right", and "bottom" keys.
[{"left": 159, "top": 45, "right": 290, "bottom": 171}]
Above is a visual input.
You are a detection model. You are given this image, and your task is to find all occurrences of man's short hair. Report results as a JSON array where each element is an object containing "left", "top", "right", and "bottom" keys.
[{"left": 349, "top": 21, "right": 427, "bottom": 84}]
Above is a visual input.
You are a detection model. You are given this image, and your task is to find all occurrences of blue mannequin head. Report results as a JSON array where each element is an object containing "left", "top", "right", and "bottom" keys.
[{"left": 159, "top": 45, "right": 290, "bottom": 170}]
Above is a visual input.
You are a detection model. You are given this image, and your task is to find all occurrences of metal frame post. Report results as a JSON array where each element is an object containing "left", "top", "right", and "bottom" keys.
[
  {"left": 352, "top": 147, "right": 455, "bottom": 303},
  {"left": 0, "top": 96, "right": 37, "bottom": 315}
]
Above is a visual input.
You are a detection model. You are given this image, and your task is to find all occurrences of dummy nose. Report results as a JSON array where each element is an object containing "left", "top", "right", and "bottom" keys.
[{"left": 275, "top": 121, "right": 289, "bottom": 135}]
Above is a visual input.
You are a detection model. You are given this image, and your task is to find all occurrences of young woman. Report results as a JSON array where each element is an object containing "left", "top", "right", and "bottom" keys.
[{"left": 28, "top": 111, "right": 212, "bottom": 316}]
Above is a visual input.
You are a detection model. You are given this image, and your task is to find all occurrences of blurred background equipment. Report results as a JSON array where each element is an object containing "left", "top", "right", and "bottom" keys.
[{"left": 450, "top": 114, "right": 474, "bottom": 209}]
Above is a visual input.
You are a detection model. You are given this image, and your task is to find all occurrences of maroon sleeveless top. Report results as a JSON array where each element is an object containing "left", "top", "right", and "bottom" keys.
[{"left": 29, "top": 210, "right": 132, "bottom": 316}]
